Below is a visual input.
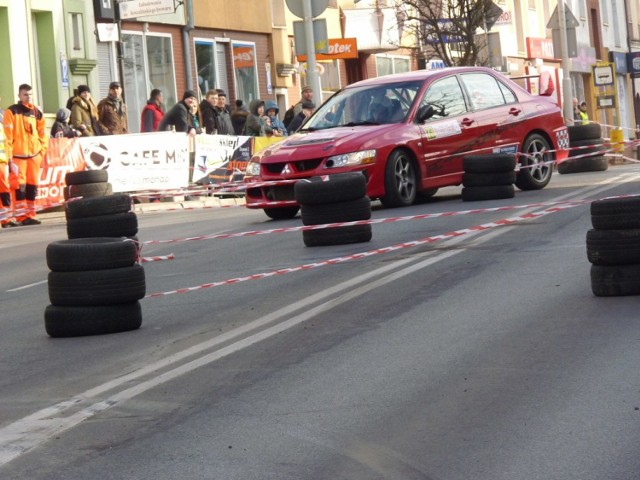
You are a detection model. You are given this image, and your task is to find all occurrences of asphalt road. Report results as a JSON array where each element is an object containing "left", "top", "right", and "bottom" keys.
[{"left": 2, "top": 165, "right": 640, "bottom": 479}]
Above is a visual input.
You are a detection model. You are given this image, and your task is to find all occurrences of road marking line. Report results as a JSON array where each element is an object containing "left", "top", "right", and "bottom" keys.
[{"left": 6, "top": 280, "right": 47, "bottom": 292}]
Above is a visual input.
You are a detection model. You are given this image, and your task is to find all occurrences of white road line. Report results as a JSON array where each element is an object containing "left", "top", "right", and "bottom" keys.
[{"left": 6, "top": 280, "right": 47, "bottom": 292}]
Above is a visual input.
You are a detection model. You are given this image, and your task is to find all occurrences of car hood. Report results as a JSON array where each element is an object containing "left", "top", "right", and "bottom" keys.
[{"left": 260, "top": 125, "right": 399, "bottom": 162}]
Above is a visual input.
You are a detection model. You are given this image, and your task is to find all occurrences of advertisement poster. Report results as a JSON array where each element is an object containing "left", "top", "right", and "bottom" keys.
[
  {"left": 194, "top": 134, "right": 252, "bottom": 185},
  {"left": 37, "top": 137, "right": 85, "bottom": 206}
]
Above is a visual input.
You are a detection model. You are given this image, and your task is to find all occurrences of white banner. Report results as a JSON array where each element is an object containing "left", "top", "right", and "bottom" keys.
[
  {"left": 194, "top": 134, "right": 252, "bottom": 184},
  {"left": 78, "top": 132, "right": 190, "bottom": 193}
]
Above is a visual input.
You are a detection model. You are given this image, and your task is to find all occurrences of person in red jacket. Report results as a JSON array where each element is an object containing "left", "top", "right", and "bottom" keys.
[
  {"left": 140, "top": 89, "right": 164, "bottom": 132},
  {"left": 2, "top": 84, "right": 47, "bottom": 226}
]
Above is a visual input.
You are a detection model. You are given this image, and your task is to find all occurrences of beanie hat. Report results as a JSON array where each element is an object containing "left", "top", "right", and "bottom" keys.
[
  {"left": 182, "top": 90, "right": 198, "bottom": 101},
  {"left": 77, "top": 85, "right": 90, "bottom": 95},
  {"left": 301, "top": 85, "right": 313, "bottom": 93},
  {"left": 302, "top": 101, "right": 316, "bottom": 109}
]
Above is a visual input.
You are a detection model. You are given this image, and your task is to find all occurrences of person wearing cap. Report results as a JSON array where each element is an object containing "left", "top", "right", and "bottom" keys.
[
  {"left": 50, "top": 108, "right": 81, "bottom": 138},
  {"left": 158, "top": 90, "right": 203, "bottom": 135},
  {"left": 213, "top": 90, "right": 234, "bottom": 135},
  {"left": 97, "top": 81, "right": 128, "bottom": 135},
  {"left": 283, "top": 85, "right": 314, "bottom": 130},
  {"left": 70, "top": 85, "right": 100, "bottom": 136},
  {"left": 287, "top": 100, "right": 315, "bottom": 133},
  {"left": 243, "top": 99, "right": 273, "bottom": 137}
]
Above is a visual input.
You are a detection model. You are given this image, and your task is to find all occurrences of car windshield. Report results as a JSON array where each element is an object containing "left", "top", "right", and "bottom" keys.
[{"left": 304, "top": 80, "right": 424, "bottom": 131}]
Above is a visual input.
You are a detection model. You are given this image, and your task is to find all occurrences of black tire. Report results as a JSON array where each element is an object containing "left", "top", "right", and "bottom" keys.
[
  {"left": 567, "top": 137, "right": 607, "bottom": 157},
  {"left": 48, "top": 264, "right": 146, "bottom": 306},
  {"left": 416, "top": 188, "right": 438, "bottom": 201},
  {"left": 461, "top": 185, "right": 515, "bottom": 201},
  {"left": 44, "top": 302, "right": 142, "bottom": 337},
  {"left": 568, "top": 123, "right": 602, "bottom": 142},
  {"left": 63, "top": 186, "right": 70, "bottom": 201},
  {"left": 380, "top": 150, "right": 417, "bottom": 208},
  {"left": 591, "top": 264, "right": 640, "bottom": 297},
  {"left": 515, "top": 134, "right": 553, "bottom": 190},
  {"left": 67, "top": 211, "right": 138, "bottom": 239},
  {"left": 65, "top": 170, "right": 109, "bottom": 185},
  {"left": 586, "top": 229, "right": 640, "bottom": 265},
  {"left": 301, "top": 197, "right": 371, "bottom": 226},
  {"left": 591, "top": 197, "right": 640, "bottom": 230},
  {"left": 264, "top": 207, "right": 299, "bottom": 220},
  {"left": 303, "top": 224, "right": 372, "bottom": 247},
  {"left": 65, "top": 193, "right": 132, "bottom": 220},
  {"left": 294, "top": 173, "right": 367, "bottom": 205},
  {"left": 67, "top": 182, "right": 113, "bottom": 199},
  {"left": 462, "top": 171, "right": 516, "bottom": 187},
  {"left": 46, "top": 237, "right": 138, "bottom": 272},
  {"left": 462, "top": 154, "right": 516, "bottom": 174},
  {"left": 557, "top": 156, "right": 609, "bottom": 174}
]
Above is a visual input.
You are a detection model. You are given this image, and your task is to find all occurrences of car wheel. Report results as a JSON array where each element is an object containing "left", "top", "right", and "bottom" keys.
[
  {"left": 301, "top": 197, "right": 371, "bottom": 226},
  {"left": 591, "top": 264, "right": 640, "bottom": 297},
  {"left": 461, "top": 185, "right": 515, "bottom": 201},
  {"left": 591, "top": 197, "right": 640, "bottom": 230},
  {"left": 586, "top": 229, "right": 640, "bottom": 265},
  {"left": 515, "top": 134, "right": 553, "bottom": 190},
  {"left": 45, "top": 302, "right": 142, "bottom": 337},
  {"left": 303, "top": 224, "right": 372, "bottom": 247},
  {"left": 264, "top": 207, "right": 299, "bottom": 220},
  {"left": 381, "top": 150, "right": 417, "bottom": 208},
  {"left": 46, "top": 237, "right": 138, "bottom": 272}
]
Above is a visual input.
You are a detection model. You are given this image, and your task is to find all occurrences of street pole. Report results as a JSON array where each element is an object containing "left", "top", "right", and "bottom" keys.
[
  {"left": 558, "top": 0, "right": 574, "bottom": 125},
  {"left": 302, "top": 0, "right": 321, "bottom": 101}
]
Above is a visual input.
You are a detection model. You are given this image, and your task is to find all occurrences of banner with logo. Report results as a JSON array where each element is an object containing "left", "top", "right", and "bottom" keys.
[
  {"left": 37, "top": 137, "right": 86, "bottom": 206},
  {"left": 78, "top": 132, "right": 190, "bottom": 192},
  {"left": 194, "top": 135, "right": 252, "bottom": 185}
]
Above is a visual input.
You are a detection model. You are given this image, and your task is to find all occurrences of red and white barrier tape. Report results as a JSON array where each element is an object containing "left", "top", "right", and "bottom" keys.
[
  {"left": 145, "top": 203, "right": 580, "bottom": 298},
  {"left": 140, "top": 253, "right": 175, "bottom": 263}
]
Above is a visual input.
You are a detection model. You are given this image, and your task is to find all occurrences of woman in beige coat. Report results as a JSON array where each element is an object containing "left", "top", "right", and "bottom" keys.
[{"left": 70, "top": 85, "right": 100, "bottom": 136}]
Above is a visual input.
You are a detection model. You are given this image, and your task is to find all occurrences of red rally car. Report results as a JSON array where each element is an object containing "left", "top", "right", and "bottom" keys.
[{"left": 244, "top": 66, "right": 569, "bottom": 220}]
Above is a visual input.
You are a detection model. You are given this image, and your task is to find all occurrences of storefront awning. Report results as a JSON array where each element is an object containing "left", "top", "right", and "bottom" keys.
[{"left": 342, "top": 8, "right": 399, "bottom": 54}]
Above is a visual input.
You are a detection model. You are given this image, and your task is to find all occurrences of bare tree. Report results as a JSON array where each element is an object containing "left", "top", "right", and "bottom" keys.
[{"left": 396, "top": 0, "right": 495, "bottom": 67}]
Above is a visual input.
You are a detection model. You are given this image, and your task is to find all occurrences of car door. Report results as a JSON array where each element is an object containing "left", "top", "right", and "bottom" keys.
[
  {"left": 417, "top": 74, "right": 479, "bottom": 184},
  {"left": 458, "top": 72, "right": 524, "bottom": 158}
]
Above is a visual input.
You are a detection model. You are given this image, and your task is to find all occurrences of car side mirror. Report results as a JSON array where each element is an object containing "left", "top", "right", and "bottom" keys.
[{"left": 417, "top": 104, "right": 435, "bottom": 123}]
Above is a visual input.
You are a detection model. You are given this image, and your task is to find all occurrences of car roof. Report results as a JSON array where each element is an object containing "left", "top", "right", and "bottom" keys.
[{"left": 344, "top": 66, "right": 503, "bottom": 89}]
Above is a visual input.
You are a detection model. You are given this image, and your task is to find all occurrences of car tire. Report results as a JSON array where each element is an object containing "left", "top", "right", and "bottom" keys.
[
  {"left": 590, "top": 264, "right": 640, "bottom": 297},
  {"left": 461, "top": 185, "right": 515, "bottom": 202},
  {"left": 380, "top": 150, "right": 417, "bottom": 208},
  {"left": 67, "top": 182, "right": 113, "bottom": 199},
  {"left": 48, "top": 264, "right": 146, "bottom": 306},
  {"left": 586, "top": 229, "right": 640, "bottom": 265},
  {"left": 462, "top": 171, "right": 516, "bottom": 187},
  {"left": 557, "top": 156, "right": 609, "bottom": 174},
  {"left": 591, "top": 197, "right": 640, "bottom": 230},
  {"left": 294, "top": 173, "right": 367, "bottom": 205},
  {"left": 568, "top": 124, "right": 602, "bottom": 142},
  {"left": 263, "top": 207, "right": 299, "bottom": 220},
  {"left": 44, "top": 302, "right": 142, "bottom": 337},
  {"left": 462, "top": 154, "right": 516, "bottom": 174},
  {"left": 67, "top": 211, "right": 138, "bottom": 239},
  {"left": 303, "top": 224, "right": 372, "bottom": 247},
  {"left": 301, "top": 197, "right": 371, "bottom": 226},
  {"left": 65, "top": 170, "right": 109, "bottom": 185},
  {"left": 567, "top": 137, "right": 607, "bottom": 158},
  {"left": 65, "top": 193, "right": 132, "bottom": 220},
  {"left": 46, "top": 237, "right": 138, "bottom": 272},
  {"left": 515, "top": 134, "right": 553, "bottom": 190}
]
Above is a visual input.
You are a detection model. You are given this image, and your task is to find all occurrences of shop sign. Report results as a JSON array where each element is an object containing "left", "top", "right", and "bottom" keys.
[
  {"left": 297, "top": 38, "right": 358, "bottom": 62},
  {"left": 526, "top": 37, "right": 555, "bottom": 60}
]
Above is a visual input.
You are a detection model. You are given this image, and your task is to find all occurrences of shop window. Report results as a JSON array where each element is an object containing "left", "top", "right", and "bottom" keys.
[
  {"left": 196, "top": 40, "right": 230, "bottom": 97},
  {"left": 233, "top": 42, "right": 258, "bottom": 103},
  {"left": 376, "top": 55, "right": 410, "bottom": 77},
  {"left": 319, "top": 60, "right": 340, "bottom": 93}
]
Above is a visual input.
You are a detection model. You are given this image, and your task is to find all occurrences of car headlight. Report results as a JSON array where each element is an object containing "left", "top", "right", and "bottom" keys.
[
  {"left": 325, "top": 149, "right": 376, "bottom": 168},
  {"left": 245, "top": 160, "right": 261, "bottom": 176}
]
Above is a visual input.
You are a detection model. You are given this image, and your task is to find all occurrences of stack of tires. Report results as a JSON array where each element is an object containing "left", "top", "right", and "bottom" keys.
[
  {"left": 66, "top": 193, "right": 138, "bottom": 241},
  {"left": 558, "top": 124, "right": 609, "bottom": 174},
  {"left": 45, "top": 237, "right": 145, "bottom": 337},
  {"left": 587, "top": 197, "right": 640, "bottom": 296},
  {"left": 294, "top": 173, "right": 372, "bottom": 247},
  {"left": 64, "top": 170, "right": 112, "bottom": 201},
  {"left": 461, "top": 154, "right": 516, "bottom": 201}
]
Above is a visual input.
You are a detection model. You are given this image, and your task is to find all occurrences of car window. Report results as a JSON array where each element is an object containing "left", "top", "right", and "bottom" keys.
[
  {"left": 419, "top": 75, "right": 467, "bottom": 121},
  {"left": 498, "top": 81, "right": 517, "bottom": 104},
  {"left": 460, "top": 73, "right": 508, "bottom": 110}
]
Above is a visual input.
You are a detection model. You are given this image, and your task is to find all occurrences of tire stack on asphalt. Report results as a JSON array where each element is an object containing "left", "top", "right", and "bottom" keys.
[
  {"left": 294, "top": 173, "right": 372, "bottom": 247},
  {"left": 588, "top": 196, "right": 640, "bottom": 296},
  {"left": 45, "top": 237, "right": 145, "bottom": 337},
  {"left": 558, "top": 124, "right": 609, "bottom": 174},
  {"left": 461, "top": 154, "right": 516, "bottom": 202},
  {"left": 64, "top": 170, "right": 112, "bottom": 201},
  {"left": 65, "top": 193, "right": 138, "bottom": 241}
]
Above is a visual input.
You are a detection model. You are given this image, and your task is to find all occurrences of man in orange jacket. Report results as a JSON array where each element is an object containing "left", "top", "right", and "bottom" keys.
[{"left": 2, "top": 84, "right": 47, "bottom": 225}]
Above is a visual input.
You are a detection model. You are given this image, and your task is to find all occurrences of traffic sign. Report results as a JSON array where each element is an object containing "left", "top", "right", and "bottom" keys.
[
  {"left": 547, "top": 2, "right": 579, "bottom": 29},
  {"left": 285, "top": 0, "right": 328, "bottom": 19},
  {"left": 484, "top": 1, "right": 503, "bottom": 30}
]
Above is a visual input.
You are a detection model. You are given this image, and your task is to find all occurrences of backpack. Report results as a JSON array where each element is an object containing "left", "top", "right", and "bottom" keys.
[{"left": 283, "top": 105, "right": 296, "bottom": 130}]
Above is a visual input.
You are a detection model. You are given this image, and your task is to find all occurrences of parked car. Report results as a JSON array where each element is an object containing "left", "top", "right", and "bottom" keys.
[{"left": 244, "top": 66, "right": 569, "bottom": 220}]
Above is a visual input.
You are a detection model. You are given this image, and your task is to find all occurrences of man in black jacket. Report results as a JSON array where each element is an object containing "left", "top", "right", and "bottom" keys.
[
  {"left": 199, "top": 90, "right": 218, "bottom": 134},
  {"left": 158, "top": 90, "right": 202, "bottom": 134}
]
